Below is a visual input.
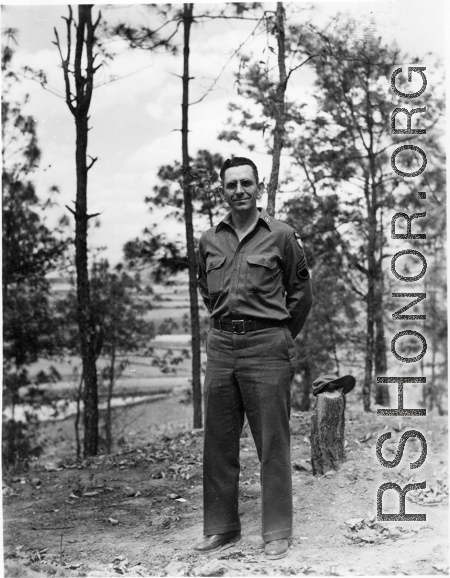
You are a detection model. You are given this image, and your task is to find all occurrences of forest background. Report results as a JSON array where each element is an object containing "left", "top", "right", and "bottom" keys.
[{"left": 2, "top": 0, "right": 447, "bottom": 469}]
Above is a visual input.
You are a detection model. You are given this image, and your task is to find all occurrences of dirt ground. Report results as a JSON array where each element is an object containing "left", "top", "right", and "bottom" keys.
[{"left": 3, "top": 400, "right": 449, "bottom": 577}]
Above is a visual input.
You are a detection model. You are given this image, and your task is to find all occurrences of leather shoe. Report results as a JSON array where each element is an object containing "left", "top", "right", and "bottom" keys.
[
  {"left": 264, "top": 538, "right": 289, "bottom": 559},
  {"left": 193, "top": 530, "right": 241, "bottom": 554}
]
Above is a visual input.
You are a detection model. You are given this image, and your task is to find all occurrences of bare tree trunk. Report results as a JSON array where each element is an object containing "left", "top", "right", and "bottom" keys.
[
  {"left": 363, "top": 205, "right": 376, "bottom": 412},
  {"left": 428, "top": 239, "right": 444, "bottom": 415},
  {"left": 74, "top": 373, "right": 84, "bottom": 460},
  {"left": 331, "top": 330, "right": 340, "bottom": 375},
  {"left": 75, "top": 113, "right": 98, "bottom": 456},
  {"left": 298, "top": 356, "right": 312, "bottom": 411},
  {"left": 181, "top": 3, "right": 202, "bottom": 429},
  {"left": 105, "top": 347, "right": 116, "bottom": 453},
  {"left": 75, "top": 7, "right": 99, "bottom": 456},
  {"left": 374, "top": 262, "right": 389, "bottom": 406},
  {"left": 266, "top": 2, "right": 287, "bottom": 218},
  {"left": 55, "top": 5, "right": 102, "bottom": 455},
  {"left": 8, "top": 394, "right": 17, "bottom": 467},
  {"left": 363, "top": 89, "right": 379, "bottom": 413},
  {"left": 207, "top": 204, "right": 214, "bottom": 229}
]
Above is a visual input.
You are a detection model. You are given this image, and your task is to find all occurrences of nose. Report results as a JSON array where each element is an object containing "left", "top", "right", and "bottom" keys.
[{"left": 235, "top": 181, "right": 244, "bottom": 194}]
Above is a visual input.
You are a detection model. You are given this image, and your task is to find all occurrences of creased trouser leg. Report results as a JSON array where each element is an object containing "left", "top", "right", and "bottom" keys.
[
  {"left": 203, "top": 334, "right": 244, "bottom": 535},
  {"left": 237, "top": 336, "right": 293, "bottom": 541},
  {"left": 203, "top": 327, "right": 297, "bottom": 540}
]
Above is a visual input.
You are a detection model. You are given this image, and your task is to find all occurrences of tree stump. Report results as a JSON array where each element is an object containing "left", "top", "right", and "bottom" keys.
[{"left": 310, "top": 390, "right": 345, "bottom": 475}]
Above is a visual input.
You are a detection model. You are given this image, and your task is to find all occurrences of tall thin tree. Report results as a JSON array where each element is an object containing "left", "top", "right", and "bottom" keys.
[
  {"left": 54, "top": 5, "right": 102, "bottom": 456},
  {"left": 180, "top": 4, "right": 202, "bottom": 428},
  {"left": 266, "top": 2, "right": 287, "bottom": 217}
]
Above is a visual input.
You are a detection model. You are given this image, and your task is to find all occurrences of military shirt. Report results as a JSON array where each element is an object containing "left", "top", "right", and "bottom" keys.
[{"left": 197, "top": 208, "right": 313, "bottom": 339}]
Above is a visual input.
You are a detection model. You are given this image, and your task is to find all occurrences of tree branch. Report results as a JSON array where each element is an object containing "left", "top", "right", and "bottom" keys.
[
  {"left": 87, "top": 156, "right": 98, "bottom": 170},
  {"left": 54, "top": 10, "right": 76, "bottom": 115},
  {"left": 286, "top": 53, "right": 319, "bottom": 82},
  {"left": 190, "top": 16, "right": 266, "bottom": 107}
]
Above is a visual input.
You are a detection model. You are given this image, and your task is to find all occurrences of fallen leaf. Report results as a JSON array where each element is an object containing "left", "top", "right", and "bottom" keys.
[
  {"left": 108, "top": 518, "right": 119, "bottom": 525},
  {"left": 345, "top": 518, "right": 364, "bottom": 529},
  {"left": 29, "top": 550, "right": 42, "bottom": 562},
  {"left": 354, "top": 528, "right": 380, "bottom": 543}
]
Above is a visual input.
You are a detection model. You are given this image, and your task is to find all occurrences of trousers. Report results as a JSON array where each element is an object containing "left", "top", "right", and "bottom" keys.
[{"left": 203, "top": 325, "right": 297, "bottom": 541}]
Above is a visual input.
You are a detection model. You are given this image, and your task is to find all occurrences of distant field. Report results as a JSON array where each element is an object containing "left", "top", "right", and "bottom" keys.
[
  {"left": 21, "top": 280, "right": 209, "bottom": 400},
  {"left": 143, "top": 307, "right": 190, "bottom": 324},
  {"left": 25, "top": 342, "right": 206, "bottom": 400},
  {"left": 142, "top": 306, "right": 209, "bottom": 331},
  {"left": 49, "top": 277, "right": 209, "bottom": 333}
]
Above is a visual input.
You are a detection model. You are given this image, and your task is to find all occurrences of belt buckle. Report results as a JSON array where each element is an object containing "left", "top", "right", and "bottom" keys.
[{"left": 232, "top": 320, "right": 246, "bottom": 335}]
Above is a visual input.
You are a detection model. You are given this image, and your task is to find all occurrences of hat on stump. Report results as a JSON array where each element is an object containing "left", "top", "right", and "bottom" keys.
[{"left": 312, "top": 374, "right": 356, "bottom": 397}]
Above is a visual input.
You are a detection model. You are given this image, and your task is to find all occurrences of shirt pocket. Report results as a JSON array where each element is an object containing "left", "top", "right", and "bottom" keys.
[
  {"left": 245, "top": 254, "right": 279, "bottom": 293},
  {"left": 206, "top": 256, "right": 226, "bottom": 295}
]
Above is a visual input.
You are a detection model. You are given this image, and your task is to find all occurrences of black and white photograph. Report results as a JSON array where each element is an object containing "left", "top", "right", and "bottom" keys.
[{"left": 2, "top": 0, "right": 447, "bottom": 576}]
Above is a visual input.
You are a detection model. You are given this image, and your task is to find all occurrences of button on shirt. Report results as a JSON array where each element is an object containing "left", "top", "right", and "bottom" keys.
[{"left": 197, "top": 208, "right": 313, "bottom": 339}]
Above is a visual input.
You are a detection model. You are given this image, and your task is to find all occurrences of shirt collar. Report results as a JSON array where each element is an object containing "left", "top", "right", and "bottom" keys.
[{"left": 216, "top": 207, "right": 272, "bottom": 232}]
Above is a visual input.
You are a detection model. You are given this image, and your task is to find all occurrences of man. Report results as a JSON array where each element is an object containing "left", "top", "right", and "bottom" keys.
[{"left": 194, "top": 157, "right": 313, "bottom": 560}]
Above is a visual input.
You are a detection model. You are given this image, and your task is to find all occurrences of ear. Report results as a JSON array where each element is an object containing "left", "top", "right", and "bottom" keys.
[
  {"left": 256, "top": 182, "right": 265, "bottom": 198},
  {"left": 218, "top": 186, "right": 226, "bottom": 202}
]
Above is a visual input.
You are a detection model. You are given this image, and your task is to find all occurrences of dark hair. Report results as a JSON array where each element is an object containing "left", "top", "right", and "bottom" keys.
[{"left": 220, "top": 157, "right": 259, "bottom": 183}]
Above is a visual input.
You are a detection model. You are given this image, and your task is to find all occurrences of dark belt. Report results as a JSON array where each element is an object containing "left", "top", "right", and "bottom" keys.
[{"left": 212, "top": 318, "right": 284, "bottom": 335}]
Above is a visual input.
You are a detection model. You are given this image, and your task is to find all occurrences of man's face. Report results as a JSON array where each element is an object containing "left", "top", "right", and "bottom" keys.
[{"left": 220, "top": 165, "right": 263, "bottom": 212}]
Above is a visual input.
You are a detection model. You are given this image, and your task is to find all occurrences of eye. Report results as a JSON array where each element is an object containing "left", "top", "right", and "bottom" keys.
[
  {"left": 242, "top": 180, "right": 254, "bottom": 188},
  {"left": 226, "top": 182, "right": 237, "bottom": 190}
]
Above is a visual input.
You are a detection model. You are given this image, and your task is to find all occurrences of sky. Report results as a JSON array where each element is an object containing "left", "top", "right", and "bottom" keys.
[{"left": 1, "top": 0, "right": 447, "bottom": 266}]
